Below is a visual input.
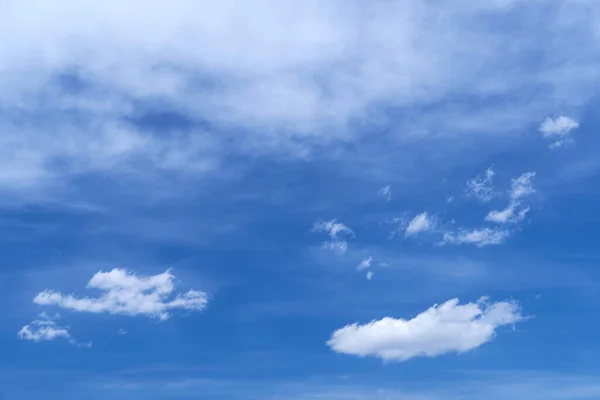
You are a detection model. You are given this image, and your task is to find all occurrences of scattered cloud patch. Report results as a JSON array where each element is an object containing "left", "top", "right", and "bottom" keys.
[
  {"left": 356, "top": 256, "right": 373, "bottom": 271},
  {"left": 378, "top": 185, "right": 392, "bottom": 201},
  {"left": 327, "top": 298, "right": 523, "bottom": 362},
  {"left": 441, "top": 228, "right": 509, "bottom": 247},
  {"left": 313, "top": 219, "right": 354, "bottom": 254},
  {"left": 539, "top": 116, "right": 579, "bottom": 148},
  {"left": 18, "top": 312, "right": 90, "bottom": 347},
  {"left": 446, "top": 196, "right": 455, "bottom": 203},
  {"left": 485, "top": 172, "right": 536, "bottom": 225},
  {"left": 405, "top": 212, "right": 436, "bottom": 237},
  {"left": 465, "top": 167, "right": 496, "bottom": 202},
  {"left": 33, "top": 268, "right": 208, "bottom": 321},
  {"left": 118, "top": 328, "right": 127, "bottom": 335},
  {"left": 366, "top": 271, "right": 374, "bottom": 280}
]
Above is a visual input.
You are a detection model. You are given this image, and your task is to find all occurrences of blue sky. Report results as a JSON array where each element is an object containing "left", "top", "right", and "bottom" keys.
[{"left": 2, "top": 0, "right": 600, "bottom": 399}]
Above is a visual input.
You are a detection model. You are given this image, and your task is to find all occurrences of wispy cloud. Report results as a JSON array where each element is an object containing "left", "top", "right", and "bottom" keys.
[
  {"left": 33, "top": 268, "right": 208, "bottom": 320},
  {"left": 356, "top": 256, "right": 373, "bottom": 271},
  {"left": 313, "top": 219, "right": 354, "bottom": 254},
  {"left": 365, "top": 271, "right": 374, "bottom": 280},
  {"left": 17, "top": 312, "right": 90, "bottom": 347},
  {"left": 465, "top": 167, "right": 496, "bottom": 202},
  {"left": 485, "top": 172, "right": 536, "bottom": 224},
  {"left": 327, "top": 297, "right": 523, "bottom": 362},
  {"left": 405, "top": 212, "right": 436, "bottom": 237},
  {"left": 378, "top": 185, "right": 392, "bottom": 201},
  {"left": 540, "top": 116, "right": 580, "bottom": 149},
  {"left": 441, "top": 228, "right": 509, "bottom": 247}
]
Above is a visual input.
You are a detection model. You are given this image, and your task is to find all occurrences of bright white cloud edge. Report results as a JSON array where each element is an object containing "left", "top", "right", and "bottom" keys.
[
  {"left": 33, "top": 268, "right": 208, "bottom": 321},
  {"left": 328, "top": 297, "right": 523, "bottom": 362}
]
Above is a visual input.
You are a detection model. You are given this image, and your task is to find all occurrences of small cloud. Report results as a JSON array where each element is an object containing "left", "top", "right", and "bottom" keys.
[
  {"left": 18, "top": 312, "right": 90, "bottom": 347},
  {"left": 327, "top": 298, "right": 523, "bottom": 362},
  {"left": 405, "top": 212, "right": 436, "bottom": 237},
  {"left": 446, "top": 196, "right": 455, "bottom": 203},
  {"left": 485, "top": 204, "right": 530, "bottom": 224},
  {"left": 539, "top": 116, "right": 579, "bottom": 148},
  {"left": 378, "top": 185, "right": 392, "bottom": 201},
  {"left": 485, "top": 171, "right": 535, "bottom": 224},
  {"left": 441, "top": 228, "right": 509, "bottom": 247},
  {"left": 465, "top": 167, "right": 496, "bottom": 202},
  {"left": 366, "top": 271, "right": 374, "bottom": 280},
  {"left": 510, "top": 172, "right": 536, "bottom": 201},
  {"left": 118, "top": 328, "right": 127, "bottom": 335},
  {"left": 356, "top": 256, "right": 373, "bottom": 271},
  {"left": 33, "top": 268, "right": 208, "bottom": 320},
  {"left": 313, "top": 219, "right": 354, "bottom": 254}
]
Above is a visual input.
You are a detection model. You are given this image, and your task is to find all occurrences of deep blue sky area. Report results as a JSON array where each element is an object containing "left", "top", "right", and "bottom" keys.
[{"left": 1, "top": 1, "right": 600, "bottom": 399}]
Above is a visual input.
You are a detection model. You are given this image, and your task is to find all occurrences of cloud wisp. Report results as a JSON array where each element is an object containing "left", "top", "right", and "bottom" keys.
[
  {"left": 441, "top": 228, "right": 510, "bottom": 247},
  {"left": 327, "top": 297, "right": 523, "bottom": 362},
  {"left": 33, "top": 268, "right": 208, "bottom": 320},
  {"left": 313, "top": 219, "right": 355, "bottom": 254},
  {"left": 405, "top": 212, "right": 436, "bottom": 237},
  {"left": 465, "top": 167, "right": 496, "bottom": 203},
  {"left": 18, "top": 312, "right": 90, "bottom": 347},
  {"left": 539, "top": 116, "right": 580, "bottom": 149},
  {"left": 485, "top": 172, "right": 536, "bottom": 225}
]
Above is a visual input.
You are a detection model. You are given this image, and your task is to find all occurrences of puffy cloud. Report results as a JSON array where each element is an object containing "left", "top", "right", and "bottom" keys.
[
  {"left": 313, "top": 219, "right": 354, "bottom": 254},
  {"left": 405, "top": 212, "right": 436, "bottom": 237},
  {"left": 327, "top": 297, "right": 523, "bottom": 362},
  {"left": 510, "top": 172, "right": 536, "bottom": 201},
  {"left": 378, "top": 185, "right": 392, "bottom": 201},
  {"left": 441, "top": 228, "right": 509, "bottom": 247},
  {"left": 366, "top": 271, "right": 374, "bottom": 280},
  {"left": 17, "top": 312, "right": 90, "bottom": 347},
  {"left": 539, "top": 116, "right": 579, "bottom": 148},
  {"left": 465, "top": 167, "right": 496, "bottom": 202},
  {"left": 33, "top": 268, "right": 208, "bottom": 320}
]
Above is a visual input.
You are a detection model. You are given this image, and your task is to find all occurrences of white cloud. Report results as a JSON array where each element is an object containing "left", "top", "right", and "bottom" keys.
[
  {"left": 18, "top": 312, "right": 71, "bottom": 342},
  {"left": 446, "top": 196, "right": 455, "bottom": 203},
  {"left": 405, "top": 212, "right": 436, "bottom": 237},
  {"left": 33, "top": 268, "right": 208, "bottom": 320},
  {"left": 485, "top": 171, "right": 535, "bottom": 224},
  {"left": 485, "top": 204, "right": 529, "bottom": 224},
  {"left": 378, "top": 185, "right": 392, "bottom": 201},
  {"left": 510, "top": 172, "right": 536, "bottom": 201},
  {"left": 366, "top": 271, "right": 374, "bottom": 280},
  {"left": 0, "top": 1, "right": 598, "bottom": 200},
  {"left": 118, "top": 328, "right": 127, "bottom": 335},
  {"left": 313, "top": 219, "right": 354, "bottom": 254},
  {"left": 356, "top": 256, "right": 373, "bottom": 271},
  {"left": 441, "top": 228, "right": 509, "bottom": 247},
  {"left": 17, "top": 312, "right": 91, "bottom": 347},
  {"left": 465, "top": 167, "right": 496, "bottom": 202},
  {"left": 327, "top": 297, "right": 523, "bottom": 362},
  {"left": 539, "top": 116, "right": 579, "bottom": 148}
]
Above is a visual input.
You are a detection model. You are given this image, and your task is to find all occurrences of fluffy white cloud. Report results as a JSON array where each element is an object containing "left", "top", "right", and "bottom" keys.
[
  {"left": 539, "top": 116, "right": 579, "bottom": 148},
  {"left": 405, "top": 212, "right": 436, "bottom": 237},
  {"left": 378, "top": 185, "right": 392, "bottom": 201},
  {"left": 327, "top": 298, "right": 523, "bottom": 362},
  {"left": 33, "top": 268, "right": 208, "bottom": 320},
  {"left": 366, "top": 271, "right": 374, "bottom": 280},
  {"left": 441, "top": 228, "right": 509, "bottom": 247},
  {"left": 465, "top": 167, "right": 496, "bottom": 202},
  {"left": 313, "top": 219, "right": 354, "bottom": 254}
]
